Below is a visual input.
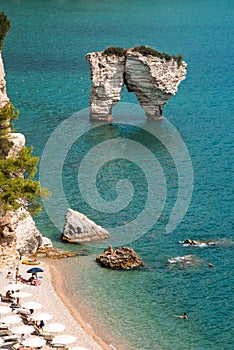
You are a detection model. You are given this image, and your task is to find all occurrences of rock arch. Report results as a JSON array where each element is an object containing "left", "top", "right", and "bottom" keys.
[{"left": 86, "top": 48, "right": 187, "bottom": 121}]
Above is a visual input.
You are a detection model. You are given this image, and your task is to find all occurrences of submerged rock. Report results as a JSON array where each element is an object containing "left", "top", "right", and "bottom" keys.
[
  {"left": 35, "top": 247, "right": 76, "bottom": 259},
  {"left": 96, "top": 245, "right": 145, "bottom": 269},
  {"left": 86, "top": 46, "right": 187, "bottom": 121},
  {"left": 62, "top": 208, "right": 110, "bottom": 243}
]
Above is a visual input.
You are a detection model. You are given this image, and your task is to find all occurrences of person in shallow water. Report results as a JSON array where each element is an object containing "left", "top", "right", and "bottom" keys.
[{"left": 173, "top": 312, "right": 188, "bottom": 319}]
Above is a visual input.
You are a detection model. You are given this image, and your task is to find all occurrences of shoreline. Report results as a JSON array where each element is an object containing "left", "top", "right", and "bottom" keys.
[
  {"left": 0, "top": 259, "right": 113, "bottom": 350},
  {"left": 47, "top": 260, "right": 114, "bottom": 350}
]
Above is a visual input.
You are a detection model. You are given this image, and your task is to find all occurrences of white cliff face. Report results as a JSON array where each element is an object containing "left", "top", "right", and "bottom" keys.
[
  {"left": 86, "top": 48, "right": 187, "bottom": 120},
  {"left": 0, "top": 52, "right": 9, "bottom": 107},
  {"left": 7, "top": 132, "right": 26, "bottom": 158},
  {"left": 62, "top": 208, "right": 110, "bottom": 243},
  {"left": 0, "top": 53, "right": 52, "bottom": 268},
  {"left": 86, "top": 52, "right": 126, "bottom": 121}
]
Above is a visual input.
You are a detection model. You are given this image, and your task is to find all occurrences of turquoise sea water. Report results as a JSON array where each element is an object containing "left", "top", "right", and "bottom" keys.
[{"left": 1, "top": 1, "right": 234, "bottom": 349}]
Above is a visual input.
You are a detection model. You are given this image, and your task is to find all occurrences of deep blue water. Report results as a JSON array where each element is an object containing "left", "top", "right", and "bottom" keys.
[{"left": 1, "top": 1, "right": 234, "bottom": 349}]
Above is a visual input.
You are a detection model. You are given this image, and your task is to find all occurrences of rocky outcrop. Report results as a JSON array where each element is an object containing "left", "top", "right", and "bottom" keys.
[
  {"left": 62, "top": 208, "right": 110, "bottom": 243},
  {"left": 86, "top": 52, "right": 125, "bottom": 121},
  {"left": 0, "top": 52, "right": 9, "bottom": 106},
  {"left": 96, "top": 245, "right": 145, "bottom": 269},
  {"left": 33, "top": 247, "right": 76, "bottom": 259},
  {"left": 0, "top": 207, "right": 45, "bottom": 267},
  {"left": 86, "top": 47, "right": 187, "bottom": 120}
]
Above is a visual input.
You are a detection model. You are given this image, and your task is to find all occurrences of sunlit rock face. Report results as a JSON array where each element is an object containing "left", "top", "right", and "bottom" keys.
[
  {"left": 0, "top": 52, "right": 9, "bottom": 108},
  {"left": 62, "top": 209, "right": 110, "bottom": 243},
  {"left": 86, "top": 48, "right": 187, "bottom": 121},
  {"left": 125, "top": 51, "right": 187, "bottom": 120},
  {"left": 86, "top": 52, "right": 125, "bottom": 121}
]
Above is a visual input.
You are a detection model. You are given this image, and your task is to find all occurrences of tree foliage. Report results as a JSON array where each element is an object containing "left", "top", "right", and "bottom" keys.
[
  {"left": 0, "top": 104, "right": 48, "bottom": 215},
  {"left": 0, "top": 103, "right": 18, "bottom": 159},
  {"left": 0, "top": 12, "right": 11, "bottom": 50}
]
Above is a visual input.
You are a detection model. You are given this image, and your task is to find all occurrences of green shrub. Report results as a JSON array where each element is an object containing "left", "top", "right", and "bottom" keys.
[
  {"left": 0, "top": 103, "right": 49, "bottom": 214},
  {"left": 103, "top": 46, "right": 127, "bottom": 57},
  {"left": 132, "top": 45, "right": 183, "bottom": 65}
]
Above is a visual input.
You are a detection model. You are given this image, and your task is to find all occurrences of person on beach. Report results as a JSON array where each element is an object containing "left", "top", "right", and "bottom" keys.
[
  {"left": 38, "top": 320, "right": 45, "bottom": 331},
  {"left": 173, "top": 312, "right": 188, "bottom": 319},
  {"left": 6, "top": 271, "right": 13, "bottom": 279}
]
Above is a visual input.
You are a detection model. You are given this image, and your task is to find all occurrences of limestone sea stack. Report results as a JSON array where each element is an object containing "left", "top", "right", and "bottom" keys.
[
  {"left": 96, "top": 245, "right": 145, "bottom": 269},
  {"left": 86, "top": 46, "right": 187, "bottom": 121},
  {"left": 62, "top": 208, "right": 110, "bottom": 243}
]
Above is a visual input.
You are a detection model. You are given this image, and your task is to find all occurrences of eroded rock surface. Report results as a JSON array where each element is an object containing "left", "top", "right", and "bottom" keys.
[
  {"left": 96, "top": 245, "right": 145, "bottom": 269},
  {"left": 86, "top": 47, "right": 187, "bottom": 120},
  {"left": 86, "top": 52, "right": 125, "bottom": 121},
  {"left": 62, "top": 208, "right": 110, "bottom": 243},
  {"left": 0, "top": 52, "right": 9, "bottom": 106}
]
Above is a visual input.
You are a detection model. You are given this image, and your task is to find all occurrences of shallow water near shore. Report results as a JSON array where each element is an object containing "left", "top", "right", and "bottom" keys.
[{"left": 1, "top": 1, "right": 234, "bottom": 349}]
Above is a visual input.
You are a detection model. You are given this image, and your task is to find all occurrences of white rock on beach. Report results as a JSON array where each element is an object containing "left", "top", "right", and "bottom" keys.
[{"left": 62, "top": 209, "right": 110, "bottom": 242}]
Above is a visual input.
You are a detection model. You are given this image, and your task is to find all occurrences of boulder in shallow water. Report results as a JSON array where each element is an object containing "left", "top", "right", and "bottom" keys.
[
  {"left": 96, "top": 245, "right": 145, "bottom": 269},
  {"left": 61, "top": 209, "right": 110, "bottom": 243}
]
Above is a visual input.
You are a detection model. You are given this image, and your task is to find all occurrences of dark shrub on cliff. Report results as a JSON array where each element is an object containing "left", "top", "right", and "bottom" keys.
[
  {"left": 132, "top": 45, "right": 183, "bottom": 65},
  {"left": 103, "top": 46, "right": 127, "bottom": 57}
]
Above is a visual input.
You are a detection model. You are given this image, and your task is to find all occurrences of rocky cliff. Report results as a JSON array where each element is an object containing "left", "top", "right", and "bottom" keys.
[
  {"left": 0, "top": 52, "right": 9, "bottom": 107},
  {"left": 0, "top": 52, "right": 52, "bottom": 268},
  {"left": 86, "top": 47, "right": 187, "bottom": 120}
]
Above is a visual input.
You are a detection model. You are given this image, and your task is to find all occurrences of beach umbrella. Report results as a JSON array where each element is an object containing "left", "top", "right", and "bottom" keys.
[
  {"left": 43, "top": 322, "right": 65, "bottom": 333},
  {"left": 26, "top": 268, "right": 44, "bottom": 274},
  {"left": 21, "top": 301, "right": 42, "bottom": 310},
  {"left": 11, "top": 325, "right": 35, "bottom": 335},
  {"left": 12, "top": 291, "right": 32, "bottom": 299},
  {"left": 5, "top": 283, "right": 24, "bottom": 291},
  {"left": 0, "top": 305, "right": 11, "bottom": 316},
  {"left": 1, "top": 315, "right": 21, "bottom": 324},
  {"left": 22, "top": 337, "right": 46, "bottom": 348},
  {"left": 52, "top": 334, "right": 77, "bottom": 345},
  {"left": 32, "top": 312, "right": 53, "bottom": 321}
]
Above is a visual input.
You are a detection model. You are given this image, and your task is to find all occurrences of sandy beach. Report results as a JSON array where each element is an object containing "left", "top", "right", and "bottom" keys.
[{"left": 0, "top": 260, "right": 114, "bottom": 350}]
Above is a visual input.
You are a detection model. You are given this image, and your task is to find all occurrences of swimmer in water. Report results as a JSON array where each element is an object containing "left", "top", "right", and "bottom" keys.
[{"left": 173, "top": 312, "right": 188, "bottom": 320}]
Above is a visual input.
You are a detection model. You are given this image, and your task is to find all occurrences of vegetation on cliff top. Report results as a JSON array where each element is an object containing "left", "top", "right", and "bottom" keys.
[
  {"left": 132, "top": 46, "right": 183, "bottom": 64},
  {"left": 103, "top": 45, "right": 183, "bottom": 65},
  {"left": 0, "top": 14, "right": 48, "bottom": 215},
  {"left": 103, "top": 46, "right": 127, "bottom": 57}
]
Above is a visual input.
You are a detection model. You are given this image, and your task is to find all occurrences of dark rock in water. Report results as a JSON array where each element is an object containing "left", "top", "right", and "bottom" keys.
[
  {"left": 181, "top": 239, "right": 217, "bottom": 247},
  {"left": 96, "top": 245, "right": 144, "bottom": 269}
]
